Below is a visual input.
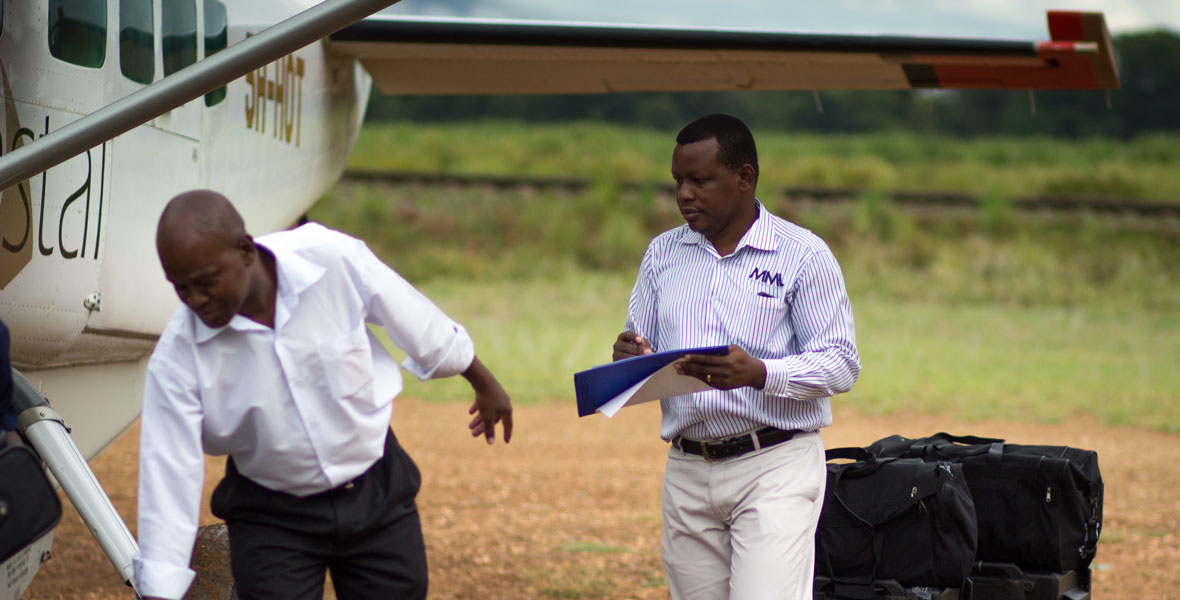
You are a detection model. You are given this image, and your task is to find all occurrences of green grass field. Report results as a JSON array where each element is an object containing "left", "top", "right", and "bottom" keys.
[
  {"left": 364, "top": 272, "right": 1180, "bottom": 434},
  {"left": 350, "top": 122, "right": 1180, "bottom": 201},
  {"left": 313, "top": 123, "right": 1180, "bottom": 434}
]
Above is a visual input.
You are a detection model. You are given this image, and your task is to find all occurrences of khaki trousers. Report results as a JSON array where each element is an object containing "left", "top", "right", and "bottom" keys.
[{"left": 662, "top": 430, "right": 825, "bottom": 600}]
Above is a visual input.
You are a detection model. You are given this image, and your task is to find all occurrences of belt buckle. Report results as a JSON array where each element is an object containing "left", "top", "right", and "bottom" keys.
[
  {"left": 679, "top": 438, "right": 716, "bottom": 461},
  {"left": 705, "top": 438, "right": 740, "bottom": 461},
  {"left": 710, "top": 432, "right": 756, "bottom": 460},
  {"left": 700, "top": 441, "right": 720, "bottom": 461}
]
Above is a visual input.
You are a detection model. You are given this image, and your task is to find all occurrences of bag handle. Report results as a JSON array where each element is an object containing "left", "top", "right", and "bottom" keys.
[
  {"left": 832, "top": 461, "right": 948, "bottom": 526},
  {"left": 914, "top": 432, "right": 1006, "bottom": 462},
  {"left": 825, "top": 446, "right": 875, "bottom": 462},
  {"left": 926, "top": 432, "right": 1005, "bottom": 446},
  {"left": 826, "top": 447, "right": 899, "bottom": 481}
]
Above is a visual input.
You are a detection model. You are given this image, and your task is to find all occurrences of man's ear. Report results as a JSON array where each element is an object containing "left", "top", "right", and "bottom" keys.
[
  {"left": 737, "top": 164, "right": 757, "bottom": 191},
  {"left": 238, "top": 234, "right": 256, "bottom": 264}
]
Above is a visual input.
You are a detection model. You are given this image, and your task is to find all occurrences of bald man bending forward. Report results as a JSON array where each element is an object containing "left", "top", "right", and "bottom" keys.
[{"left": 135, "top": 190, "right": 513, "bottom": 600}]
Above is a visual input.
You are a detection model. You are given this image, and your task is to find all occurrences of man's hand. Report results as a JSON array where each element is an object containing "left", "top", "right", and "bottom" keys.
[
  {"left": 675, "top": 345, "right": 767, "bottom": 390},
  {"left": 462, "top": 356, "right": 513, "bottom": 445},
  {"left": 612, "top": 331, "right": 653, "bottom": 362}
]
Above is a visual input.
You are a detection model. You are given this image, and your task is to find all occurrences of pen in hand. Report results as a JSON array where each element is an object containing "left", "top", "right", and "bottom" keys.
[{"left": 612, "top": 331, "right": 653, "bottom": 361}]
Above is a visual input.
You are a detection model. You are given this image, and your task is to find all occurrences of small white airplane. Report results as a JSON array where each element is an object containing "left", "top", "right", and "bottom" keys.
[{"left": 0, "top": 0, "right": 1119, "bottom": 596}]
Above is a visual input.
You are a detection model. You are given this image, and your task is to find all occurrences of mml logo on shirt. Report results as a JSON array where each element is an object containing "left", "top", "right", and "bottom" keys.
[{"left": 749, "top": 267, "right": 785, "bottom": 287}]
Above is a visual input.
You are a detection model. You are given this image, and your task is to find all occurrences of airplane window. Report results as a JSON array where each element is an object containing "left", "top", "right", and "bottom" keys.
[
  {"left": 162, "top": 0, "right": 197, "bottom": 76},
  {"left": 204, "top": 0, "right": 228, "bottom": 106},
  {"left": 119, "top": 0, "right": 153, "bottom": 84},
  {"left": 48, "top": 0, "right": 108, "bottom": 68}
]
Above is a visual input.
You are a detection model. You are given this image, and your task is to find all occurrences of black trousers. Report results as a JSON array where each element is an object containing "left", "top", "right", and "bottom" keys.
[{"left": 210, "top": 430, "right": 427, "bottom": 600}]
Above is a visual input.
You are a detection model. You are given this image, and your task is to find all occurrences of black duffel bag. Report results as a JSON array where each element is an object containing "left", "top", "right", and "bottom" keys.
[
  {"left": 0, "top": 444, "right": 62, "bottom": 564},
  {"left": 867, "top": 432, "right": 1102, "bottom": 573},
  {"left": 815, "top": 447, "right": 978, "bottom": 597}
]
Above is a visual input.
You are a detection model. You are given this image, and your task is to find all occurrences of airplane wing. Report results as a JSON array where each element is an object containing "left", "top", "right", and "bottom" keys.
[{"left": 326, "top": 11, "right": 1119, "bottom": 95}]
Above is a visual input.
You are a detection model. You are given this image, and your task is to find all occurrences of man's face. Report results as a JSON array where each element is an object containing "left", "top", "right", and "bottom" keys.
[
  {"left": 159, "top": 233, "right": 252, "bottom": 328},
  {"left": 671, "top": 138, "right": 748, "bottom": 238}
]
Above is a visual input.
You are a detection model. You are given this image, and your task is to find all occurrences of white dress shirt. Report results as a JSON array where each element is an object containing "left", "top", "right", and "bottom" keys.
[
  {"left": 625, "top": 202, "right": 860, "bottom": 441},
  {"left": 134, "top": 223, "right": 475, "bottom": 599}
]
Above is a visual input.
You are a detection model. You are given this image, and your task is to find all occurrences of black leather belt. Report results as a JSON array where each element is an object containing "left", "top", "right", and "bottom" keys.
[{"left": 673, "top": 427, "right": 801, "bottom": 460}]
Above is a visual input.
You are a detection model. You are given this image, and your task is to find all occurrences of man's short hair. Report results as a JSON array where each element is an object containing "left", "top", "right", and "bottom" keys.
[
  {"left": 157, "top": 190, "right": 247, "bottom": 248},
  {"left": 676, "top": 113, "right": 759, "bottom": 180}
]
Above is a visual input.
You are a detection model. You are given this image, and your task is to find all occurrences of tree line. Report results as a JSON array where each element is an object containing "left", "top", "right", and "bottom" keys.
[{"left": 365, "top": 30, "right": 1179, "bottom": 138}]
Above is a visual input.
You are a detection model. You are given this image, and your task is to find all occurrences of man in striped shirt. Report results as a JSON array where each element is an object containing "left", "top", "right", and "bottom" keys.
[{"left": 613, "top": 114, "right": 860, "bottom": 599}]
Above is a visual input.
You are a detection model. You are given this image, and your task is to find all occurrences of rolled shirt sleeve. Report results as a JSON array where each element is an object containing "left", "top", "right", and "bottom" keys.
[
  {"left": 135, "top": 354, "right": 205, "bottom": 600},
  {"left": 762, "top": 249, "right": 860, "bottom": 401},
  {"left": 350, "top": 241, "right": 475, "bottom": 380}
]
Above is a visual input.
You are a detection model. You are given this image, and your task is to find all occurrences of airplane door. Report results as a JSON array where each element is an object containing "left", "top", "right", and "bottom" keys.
[
  {"left": 150, "top": 0, "right": 202, "bottom": 142},
  {"left": 199, "top": 0, "right": 230, "bottom": 187}
]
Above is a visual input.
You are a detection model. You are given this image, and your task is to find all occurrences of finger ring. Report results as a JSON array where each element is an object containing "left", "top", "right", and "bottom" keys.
[{"left": 706, "top": 373, "right": 712, "bottom": 384}]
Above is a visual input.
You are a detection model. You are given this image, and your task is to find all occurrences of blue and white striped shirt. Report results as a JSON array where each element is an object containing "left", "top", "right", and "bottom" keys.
[{"left": 625, "top": 202, "right": 860, "bottom": 441}]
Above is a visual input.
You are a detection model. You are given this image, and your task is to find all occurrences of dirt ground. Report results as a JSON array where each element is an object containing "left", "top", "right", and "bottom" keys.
[{"left": 23, "top": 399, "right": 1180, "bottom": 599}]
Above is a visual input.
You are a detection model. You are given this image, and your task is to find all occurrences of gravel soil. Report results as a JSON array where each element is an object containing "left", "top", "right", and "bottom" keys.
[{"left": 24, "top": 399, "right": 1179, "bottom": 599}]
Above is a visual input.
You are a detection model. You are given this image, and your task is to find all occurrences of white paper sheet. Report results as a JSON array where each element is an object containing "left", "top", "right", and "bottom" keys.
[{"left": 596, "top": 358, "right": 713, "bottom": 418}]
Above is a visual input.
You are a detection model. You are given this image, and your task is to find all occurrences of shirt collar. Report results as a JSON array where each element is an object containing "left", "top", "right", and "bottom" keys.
[
  {"left": 192, "top": 241, "right": 325, "bottom": 343},
  {"left": 678, "top": 200, "right": 776, "bottom": 254}
]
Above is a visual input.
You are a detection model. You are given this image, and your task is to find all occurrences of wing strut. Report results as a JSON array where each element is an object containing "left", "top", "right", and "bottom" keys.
[{"left": 12, "top": 370, "right": 139, "bottom": 589}]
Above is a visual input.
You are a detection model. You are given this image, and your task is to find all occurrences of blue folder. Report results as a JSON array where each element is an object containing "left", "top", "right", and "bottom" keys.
[{"left": 574, "top": 345, "right": 729, "bottom": 417}]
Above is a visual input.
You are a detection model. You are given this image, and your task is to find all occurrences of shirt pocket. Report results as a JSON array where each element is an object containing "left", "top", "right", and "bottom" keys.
[
  {"left": 317, "top": 325, "right": 376, "bottom": 408},
  {"left": 727, "top": 288, "right": 785, "bottom": 351}
]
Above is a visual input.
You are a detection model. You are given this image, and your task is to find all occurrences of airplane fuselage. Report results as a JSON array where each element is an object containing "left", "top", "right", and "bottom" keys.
[{"left": 0, "top": 0, "right": 371, "bottom": 457}]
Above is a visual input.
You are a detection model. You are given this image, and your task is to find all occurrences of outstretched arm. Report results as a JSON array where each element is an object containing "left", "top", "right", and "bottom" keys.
[
  {"left": 462, "top": 356, "right": 513, "bottom": 445},
  {"left": 346, "top": 239, "right": 513, "bottom": 442}
]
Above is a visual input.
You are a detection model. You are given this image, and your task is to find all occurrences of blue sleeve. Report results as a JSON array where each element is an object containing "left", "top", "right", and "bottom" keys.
[{"left": 0, "top": 320, "right": 15, "bottom": 431}]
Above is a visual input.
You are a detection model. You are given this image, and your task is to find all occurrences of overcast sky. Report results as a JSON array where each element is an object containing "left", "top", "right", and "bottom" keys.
[{"left": 382, "top": 1, "right": 1180, "bottom": 39}]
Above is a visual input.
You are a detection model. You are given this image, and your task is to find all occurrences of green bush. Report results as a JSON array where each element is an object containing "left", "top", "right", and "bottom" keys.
[{"left": 1039, "top": 164, "right": 1148, "bottom": 198}]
